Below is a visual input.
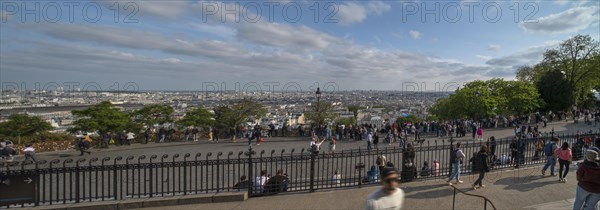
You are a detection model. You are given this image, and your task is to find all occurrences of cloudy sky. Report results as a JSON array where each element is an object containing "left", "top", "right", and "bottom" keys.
[{"left": 0, "top": 0, "right": 598, "bottom": 91}]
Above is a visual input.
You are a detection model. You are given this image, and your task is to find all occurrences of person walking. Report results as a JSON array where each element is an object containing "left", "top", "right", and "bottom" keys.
[
  {"left": 365, "top": 167, "right": 405, "bottom": 210},
  {"left": 79, "top": 134, "right": 92, "bottom": 156},
  {"left": 102, "top": 132, "right": 111, "bottom": 148},
  {"left": 126, "top": 131, "right": 134, "bottom": 145},
  {"left": 367, "top": 132, "right": 373, "bottom": 151},
  {"left": 573, "top": 150, "right": 600, "bottom": 210},
  {"left": 192, "top": 127, "right": 199, "bottom": 142},
  {"left": 159, "top": 127, "right": 166, "bottom": 143},
  {"left": 543, "top": 137, "right": 560, "bottom": 176},
  {"left": 328, "top": 136, "right": 337, "bottom": 156},
  {"left": 448, "top": 142, "right": 465, "bottom": 185},
  {"left": 472, "top": 145, "right": 490, "bottom": 189},
  {"left": 144, "top": 128, "right": 151, "bottom": 144},
  {"left": 555, "top": 142, "right": 573, "bottom": 182},
  {"left": 184, "top": 128, "right": 190, "bottom": 142},
  {"left": 212, "top": 127, "right": 219, "bottom": 143}
]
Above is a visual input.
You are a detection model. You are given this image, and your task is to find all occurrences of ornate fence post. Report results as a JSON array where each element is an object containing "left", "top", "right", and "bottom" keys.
[
  {"left": 246, "top": 146, "right": 254, "bottom": 196},
  {"left": 75, "top": 158, "right": 86, "bottom": 203},
  {"left": 310, "top": 146, "right": 316, "bottom": 192},
  {"left": 183, "top": 153, "right": 190, "bottom": 195},
  {"left": 113, "top": 156, "right": 122, "bottom": 200},
  {"left": 449, "top": 137, "right": 454, "bottom": 178}
]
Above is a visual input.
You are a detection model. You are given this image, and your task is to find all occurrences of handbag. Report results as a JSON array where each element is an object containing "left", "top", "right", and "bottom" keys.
[
  {"left": 259, "top": 138, "right": 265, "bottom": 142},
  {"left": 109, "top": 138, "right": 115, "bottom": 145}
]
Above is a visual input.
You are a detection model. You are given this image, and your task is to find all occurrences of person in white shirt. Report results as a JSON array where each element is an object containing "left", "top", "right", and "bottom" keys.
[
  {"left": 367, "top": 132, "right": 373, "bottom": 151},
  {"left": 126, "top": 131, "right": 135, "bottom": 145},
  {"left": 366, "top": 167, "right": 404, "bottom": 210},
  {"left": 23, "top": 144, "right": 36, "bottom": 162},
  {"left": 310, "top": 136, "right": 325, "bottom": 154},
  {"left": 254, "top": 170, "right": 269, "bottom": 194},
  {"left": 332, "top": 169, "right": 341, "bottom": 185}
]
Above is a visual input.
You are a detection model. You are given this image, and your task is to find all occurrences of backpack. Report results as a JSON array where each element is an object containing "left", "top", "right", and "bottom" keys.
[
  {"left": 311, "top": 143, "right": 319, "bottom": 152},
  {"left": 451, "top": 149, "right": 462, "bottom": 164},
  {"left": 544, "top": 143, "right": 554, "bottom": 157}
]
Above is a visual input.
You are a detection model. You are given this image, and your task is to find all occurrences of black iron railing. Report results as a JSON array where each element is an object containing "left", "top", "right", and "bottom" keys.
[
  {"left": 450, "top": 185, "right": 497, "bottom": 210},
  {"left": 0, "top": 132, "right": 597, "bottom": 208}
]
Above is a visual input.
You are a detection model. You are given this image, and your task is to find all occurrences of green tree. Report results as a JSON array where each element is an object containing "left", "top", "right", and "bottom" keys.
[
  {"left": 536, "top": 70, "right": 575, "bottom": 112},
  {"left": 347, "top": 105, "right": 365, "bottom": 118},
  {"left": 542, "top": 35, "right": 599, "bottom": 107},
  {"left": 305, "top": 101, "right": 339, "bottom": 128},
  {"left": 70, "top": 101, "right": 130, "bottom": 135},
  {"left": 178, "top": 107, "right": 215, "bottom": 128},
  {"left": 214, "top": 99, "right": 267, "bottom": 141},
  {"left": 335, "top": 117, "right": 356, "bottom": 126},
  {"left": 515, "top": 63, "right": 549, "bottom": 84},
  {"left": 499, "top": 80, "right": 542, "bottom": 115},
  {"left": 396, "top": 115, "right": 421, "bottom": 124},
  {"left": 0, "top": 114, "right": 53, "bottom": 144},
  {"left": 430, "top": 79, "right": 542, "bottom": 120},
  {"left": 130, "top": 104, "right": 174, "bottom": 128}
]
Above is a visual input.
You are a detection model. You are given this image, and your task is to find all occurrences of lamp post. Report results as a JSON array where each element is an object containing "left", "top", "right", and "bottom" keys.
[
  {"left": 316, "top": 87, "right": 321, "bottom": 137},
  {"left": 310, "top": 88, "right": 321, "bottom": 193}
]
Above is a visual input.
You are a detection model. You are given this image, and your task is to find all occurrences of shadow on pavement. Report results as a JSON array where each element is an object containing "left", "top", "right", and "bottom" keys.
[{"left": 405, "top": 185, "right": 455, "bottom": 199}]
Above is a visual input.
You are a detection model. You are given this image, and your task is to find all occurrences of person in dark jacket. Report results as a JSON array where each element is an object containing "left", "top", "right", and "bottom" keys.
[
  {"left": 573, "top": 150, "right": 600, "bottom": 210},
  {"left": 264, "top": 169, "right": 289, "bottom": 194},
  {"left": 233, "top": 175, "right": 252, "bottom": 190},
  {"left": 402, "top": 143, "right": 416, "bottom": 164},
  {"left": 472, "top": 145, "right": 490, "bottom": 190}
]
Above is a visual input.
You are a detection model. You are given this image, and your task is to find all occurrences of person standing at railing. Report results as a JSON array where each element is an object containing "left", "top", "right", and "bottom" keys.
[
  {"left": 534, "top": 138, "right": 545, "bottom": 161},
  {"left": 432, "top": 160, "right": 440, "bottom": 176},
  {"left": 367, "top": 132, "right": 373, "bottom": 151},
  {"left": 472, "top": 145, "right": 490, "bottom": 190},
  {"left": 365, "top": 167, "right": 404, "bottom": 210},
  {"left": 556, "top": 142, "right": 573, "bottom": 183},
  {"left": 573, "top": 150, "right": 600, "bottom": 210},
  {"left": 448, "top": 142, "right": 465, "bottom": 185}
]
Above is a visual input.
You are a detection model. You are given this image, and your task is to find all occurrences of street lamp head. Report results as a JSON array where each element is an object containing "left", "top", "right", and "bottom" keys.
[{"left": 316, "top": 88, "right": 321, "bottom": 95}]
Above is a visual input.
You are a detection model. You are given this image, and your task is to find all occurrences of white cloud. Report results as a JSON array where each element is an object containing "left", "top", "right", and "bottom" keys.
[
  {"left": 519, "top": 6, "right": 600, "bottom": 34},
  {"left": 476, "top": 55, "right": 492, "bottom": 60},
  {"left": 24, "top": 23, "right": 246, "bottom": 59},
  {"left": 103, "top": 0, "right": 190, "bottom": 19},
  {"left": 336, "top": 2, "right": 368, "bottom": 25},
  {"left": 110, "top": 51, "right": 135, "bottom": 58},
  {"left": 409, "top": 30, "right": 421, "bottom": 39},
  {"left": 336, "top": 1, "right": 391, "bottom": 26},
  {"left": 237, "top": 22, "right": 338, "bottom": 51},
  {"left": 190, "top": 23, "right": 237, "bottom": 38},
  {"left": 553, "top": 0, "right": 569, "bottom": 5},
  {"left": 367, "top": 1, "right": 392, "bottom": 15},
  {"left": 486, "top": 42, "right": 558, "bottom": 68},
  {"left": 162, "top": 58, "right": 181, "bottom": 64},
  {"left": 487, "top": 44, "right": 501, "bottom": 51}
]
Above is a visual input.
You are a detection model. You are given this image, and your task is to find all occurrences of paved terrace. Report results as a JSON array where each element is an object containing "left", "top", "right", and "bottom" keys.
[
  {"left": 23, "top": 121, "right": 600, "bottom": 162},
  {"left": 134, "top": 165, "right": 584, "bottom": 210}
]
